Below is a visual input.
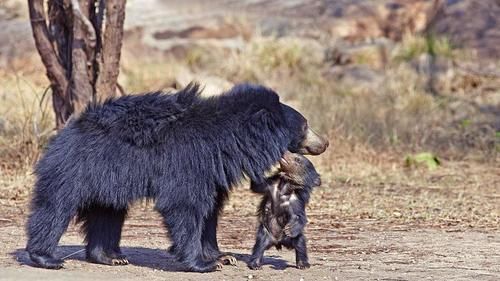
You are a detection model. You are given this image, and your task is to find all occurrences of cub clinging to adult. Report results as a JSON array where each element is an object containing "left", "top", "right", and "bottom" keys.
[{"left": 249, "top": 151, "right": 321, "bottom": 270}]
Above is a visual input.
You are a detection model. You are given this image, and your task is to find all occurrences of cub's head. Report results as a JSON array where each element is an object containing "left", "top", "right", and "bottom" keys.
[{"left": 279, "top": 151, "right": 321, "bottom": 188}]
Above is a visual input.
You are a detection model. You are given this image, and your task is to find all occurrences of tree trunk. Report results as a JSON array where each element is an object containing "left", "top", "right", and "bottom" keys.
[{"left": 27, "top": 0, "right": 127, "bottom": 129}]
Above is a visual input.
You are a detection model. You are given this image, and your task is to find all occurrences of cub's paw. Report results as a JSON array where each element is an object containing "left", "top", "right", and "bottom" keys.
[{"left": 284, "top": 221, "right": 303, "bottom": 238}]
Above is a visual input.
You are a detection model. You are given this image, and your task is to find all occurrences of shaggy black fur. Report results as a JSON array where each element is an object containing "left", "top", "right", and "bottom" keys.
[
  {"left": 248, "top": 152, "right": 321, "bottom": 270},
  {"left": 25, "top": 83, "right": 328, "bottom": 272}
]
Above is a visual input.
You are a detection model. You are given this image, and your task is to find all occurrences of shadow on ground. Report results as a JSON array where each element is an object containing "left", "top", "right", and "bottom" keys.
[{"left": 12, "top": 246, "right": 293, "bottom": 271}]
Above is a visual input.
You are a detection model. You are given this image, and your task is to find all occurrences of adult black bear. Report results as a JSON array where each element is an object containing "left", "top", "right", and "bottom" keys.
[{"left": 25, "top": 83, "right": 328, "bottom": 272}]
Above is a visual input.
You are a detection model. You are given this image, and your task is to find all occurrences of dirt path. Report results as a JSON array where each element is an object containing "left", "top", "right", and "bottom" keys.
[
  {"left": 1, "top": 160, "right": 499, "bottom": 280},
  {"left": 1, "top": 153, "right": 499, "bottom": 280},
  {"left": 0, "top": 207, "right": 499, "bottom": 281}
]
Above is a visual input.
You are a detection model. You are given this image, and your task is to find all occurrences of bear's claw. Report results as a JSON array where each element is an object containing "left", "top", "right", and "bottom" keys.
[
  {"left": 111, "top": 258, "right": 129, "bottom": 265},
  {"left": 219, "top": 254, "right": 237, "bottom": 266}
]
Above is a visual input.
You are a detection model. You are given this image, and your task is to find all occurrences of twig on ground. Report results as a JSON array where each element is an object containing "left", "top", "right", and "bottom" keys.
[{"left": 61, "top": 249, "right": 85, "bottom": 260}]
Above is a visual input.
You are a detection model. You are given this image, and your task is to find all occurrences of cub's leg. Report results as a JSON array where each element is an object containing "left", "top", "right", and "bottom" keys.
[
  {"left": 248, "top": 224, "right": 274, "bottom": 270},
  {"left": 293, "top": 234, "right": 310, "bottom": 269}
]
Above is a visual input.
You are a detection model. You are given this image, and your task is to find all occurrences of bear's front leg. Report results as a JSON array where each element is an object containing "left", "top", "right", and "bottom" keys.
[
  {"left": 160, "top": 206, "right": 220, "bottom": 272},
  {"left": 201, "top": 209, "right": 220, "bottom": 259},
  {"left": 201, "top": 192, "right": 237, "bottom": 266}
]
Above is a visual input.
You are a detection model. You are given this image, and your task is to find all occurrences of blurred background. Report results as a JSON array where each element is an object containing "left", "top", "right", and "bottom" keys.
[
  {"left": 2, "top": 0, "right": 499, "bottom": 158},
  {"left": 0, "top": 0, "right": 499, "bottom": 242}
]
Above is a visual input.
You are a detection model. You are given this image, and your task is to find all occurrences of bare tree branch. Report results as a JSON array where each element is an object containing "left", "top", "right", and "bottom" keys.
[
  {"left": 70, "top": 0, "right": 96, "bottom": 48},
  {"left": 70, "top": 0, "right": 95, "bottom": 113},
  {"left": 92, "top": 0, "right": 105, "bottom": 42},
  {"left": 29, "top": 0, "right": 127, "bottom": 128},
  {"left": 89, "top": 0, "right": 104, "bottom": 95},
  {"left": 95, "top": 0, "right": 127, "bottom": 100},
  {"left": 48, "top": 0, "right": 73, "bottom": 75},
  {"left": 28, "top": 0, "right": 69, "bottom": 100},
  {"left": 28, "top": 0, "right": 71, "bottom": 128},
  {"left": 47, "top": 0, "right": 74, "bottom": 127}
]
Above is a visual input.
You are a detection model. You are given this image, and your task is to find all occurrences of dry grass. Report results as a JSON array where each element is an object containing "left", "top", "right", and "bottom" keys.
[
  {"left": 148, "top": 35, "right": 498, "bottom": 161},
  {"left": 216, "top": 136, "right": 499, "bottom": 231},
  {"left": 2, "top": 137, "right": 498, "bottom": 230},
  {"left": 0, "top": 58, "right": 54, "bottom": 173},
  {"left": 0, "top": 34, "right": 499, "bottom": 228},
  {"left": 303, "top": 66, "right": 498, "bottom": 160},
  {"left": 2, "top": 35, "right": 499, "bottom": 162},
  {"left": 308, "top": 139, "right": 499, "bottom": 230},
  {"left": 392, "top": 34, "right": 456, "bottom": 62}
]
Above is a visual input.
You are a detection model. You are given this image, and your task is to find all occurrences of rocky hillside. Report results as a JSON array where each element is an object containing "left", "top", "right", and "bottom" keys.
[
  {"left": 0, "top": 0, "right": 499, "bottom": 160},
  {"left": 2, "top": 0, "right": 500, "bottom": 62},
  {"left": 126, "top": 0, "right": 500, "bottom": 61}
]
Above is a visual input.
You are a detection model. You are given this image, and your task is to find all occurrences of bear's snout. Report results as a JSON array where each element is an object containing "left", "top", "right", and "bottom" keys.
[{"left": 301, "top": 128, "right": 329, "bottom": 155}]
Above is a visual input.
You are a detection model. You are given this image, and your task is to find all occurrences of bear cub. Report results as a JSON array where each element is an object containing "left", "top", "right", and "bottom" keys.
[{"left": 249, "top": 151, "right": 321, "bottom": 270}]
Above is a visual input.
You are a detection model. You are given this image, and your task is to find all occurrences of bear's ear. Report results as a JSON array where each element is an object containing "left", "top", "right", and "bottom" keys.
[{"left": 269, "top": 90, "right": 280, "bottom": 103}]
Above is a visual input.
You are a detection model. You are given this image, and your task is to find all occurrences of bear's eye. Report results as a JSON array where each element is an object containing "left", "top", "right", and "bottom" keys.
[{"left": 295, "top": 157, "right": 301, "bottom": 163}]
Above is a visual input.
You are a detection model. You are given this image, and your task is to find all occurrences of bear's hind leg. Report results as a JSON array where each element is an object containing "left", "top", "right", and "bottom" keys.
[
  {"left": 78, "top": 205, "right": 128, "bottom": 266},
  {"left": 26, "top": 197, "right": 76, "bottom": 269}
]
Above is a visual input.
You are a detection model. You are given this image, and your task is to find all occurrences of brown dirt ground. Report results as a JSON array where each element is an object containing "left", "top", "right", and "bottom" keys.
[
  {"left": 0, "top": 148, "right": 499, "bottom": 280},
  {"left": 0, "top": 207, "right": 499, "bottom": 281}
]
